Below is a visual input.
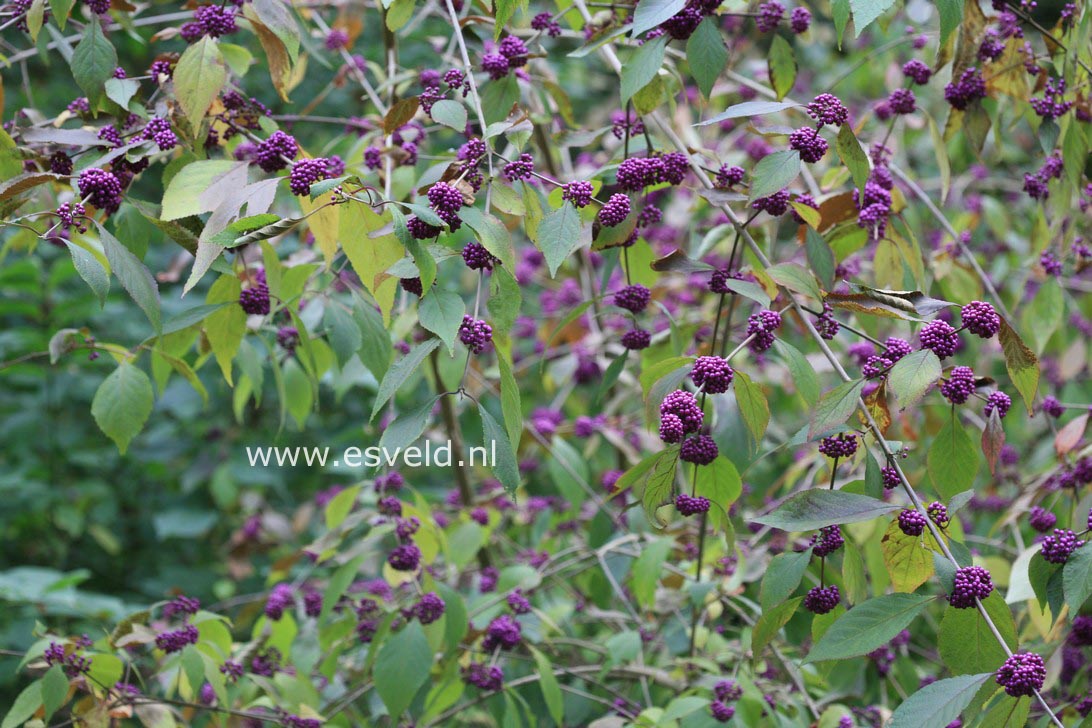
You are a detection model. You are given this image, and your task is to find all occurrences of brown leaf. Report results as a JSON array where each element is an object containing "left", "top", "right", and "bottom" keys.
[
  {"left": 383, "top": 97, "right": 420, "bottom": 135},
  {"left": 862, "top": 381, "right": 892, "bottom": 436},
  {"left": 816, "top": 191, "right": 857, "bottom": 230},
  {"left": 243, "top": 5, "right": 293, "bottom": 102},
  {"left": 651, "top": 248, "right": 715, "bottom": 273},
  {"left": 982, "top": 410, "right": 1005, "bottom": 475},
  {"left": 0, "top": 172, "right": 64, "bottom": 201},
  {"left": 1055, "top": 413, "right": 1088, "bottom": 458}
]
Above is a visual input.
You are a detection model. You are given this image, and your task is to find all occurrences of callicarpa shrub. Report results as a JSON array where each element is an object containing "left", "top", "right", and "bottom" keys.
[{"left": 1, "top": 0, "right": 1092, "bottom": 722}]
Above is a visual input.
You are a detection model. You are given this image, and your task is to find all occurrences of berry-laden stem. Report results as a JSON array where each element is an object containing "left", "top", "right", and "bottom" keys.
[
  {"left": 429, "top": 350, "right": 491, "bottom": 570},
  {"left": 829, "top": 457, "right": 839, "bottom": 490}
]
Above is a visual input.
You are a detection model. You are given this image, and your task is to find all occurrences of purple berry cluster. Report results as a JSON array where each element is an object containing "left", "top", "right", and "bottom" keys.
[
  {"left": 995, "top": 652, "right": 1046, "bottom": 697},
  {"left": 614, "top": 284, "right": 651, "bottom": 313},
  {"left": 77, "top": 168, "right": 123, "bottom": 214},
  {"left": 804, "top": 584, "right": 840, "bottom": 614},
  {"left": 458, "top": 315, "right": 493, "bottom": 354},
  {"left": 948, "top": 565, "right": 994, "bottom": 608},
  {"left": 659, "top": 390, "right": 704, "bottom": 444},
  {"left": 789, "top": 127, "right": 829, "bottom": 163},
  {"left": 984, "top": 391, "right": 1011, "bottom": 419},
  {"left": 690, "top": 356, "right": 734, "bottom": 394},
  {"left": 1029, "top": 506, "right": 1057, "bottom": 532},
  {"left": 919, "top": 319, "right": 960, "bottom": 359},
  {"left": 960, "top": 301, "right": 1000, "bottom": 338},
  {"left": 680, "top": 434, "right": 719, "bottom": 465},
  {"left": 810, "top": 525, "right": 844, "bottom": 557},
  {"left": 675, "top": 493, "right": 711, "bottom": 516},
  {"left": 255, "top": 131, "right": 299, "bottom": 173},
  {"left": 746, "top": 308, "right": 782, "bottom": 352},
  {"left": 413, "top": 592, "right": 446, "bottom": 624},
  {"left": 462, "top": 242, "right": 498, "bottom": 271},
  {"left": 818, "top": 433, "right": 857, "bottom": 459},
  {"left": 944, "top": 68, "right": 987, "bottom": 110},
  {"left": 940, "top": 366, "right": 975, "bottom": 404},
  {"left": 427, "top": 182, "right": 465, "bottom": 227},
  {"left": 239, "top": 274, "right": 271, "bottom": 316},
  {"left": 1041, "top": 528, "right": 1084, "bottom": 564},
  {"left": 598, "top": 193, "right": 631, "bottom": 227},
  {"left": 561, "top": 180, "right": 594, "bottom": 208},
  {"left": 289, "top": 158, "right": 332, "bottom": 196},
  {"left": 898, "top": 509, "right": 926, "bottom": 536},
  {"left": 927, "top": 501, "right": 949, "bottom": 527}
]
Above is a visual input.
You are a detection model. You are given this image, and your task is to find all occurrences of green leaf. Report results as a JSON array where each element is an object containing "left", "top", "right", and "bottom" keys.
[
  {"left": 174, "top": 37, "right": 227, "bottom": 134},
  {"left": 104, "top": 77, "right": 140, "bottom": 110},
  {"left": 354, "top": 295, "right": 391, "bottom": 383},
  {"left": 805, "top": 593, "right": 933, "bottom": 662},
  {"left": 621, "top": 35, "right": 668, "bottom": 103},
  {"left": 49, "top": 0, "right": 75, "bottom": 28},
  {"left": 936, "top": 0, "right": 964, "bottom": 46},
  {"left": 92, "top": 362, "right": 154, "bottom": 454},
  {"left": 479, "top": 404, "right": 521, "bottom": 495},
  {"left": 379, "top": 397, "right": 439, "bottom": 454},
  {"left": 64, "top": 240, "right": 109, "bottom": 306},
  {"left": 928, "top": 411, "right": 979, "bottom": 498},
  {"left": 529, "top": 646, "right": 563, "bottom": 726},
  {"left": 40, "top": 665, "right": 67, "bottom": 720},
  {"left": 1064, "top": 545, "right": 1092, "bottom": 614},
  {"left": 767, "top": 34, "right": 797, "bottom": 100},
  {"left": 808, "top": 378, "right": 866, "bottom": 439},
  {"left": 205, "top": 275, "right": 246, "bottom": 385},
  {"left": 70, "top": 16, "right": 117, "bottom": 104},
  {"left": 642, "top": 445, "right": 681, "bottom": 527},
  {"left": 1022, "top": 278, "right": 1063, "bottom": 354},
  {"left": 888, "top": 673, "right": 993, "bottom": 728},
  {"left": 881, "top": 518, "right": 935, "bottom": 592},
  {"left": 752, "top": 597, "right": 802, "bottom": 660},
  {"left": 805, "top": 227, "right": 836, "bottom": 290},
  {"left": 662, "top": 696, "right": 710, "bottom": 722},
  {"left": 418, "top": 289, "right": 465, "bottom": 355},
  {"left": 371, "top": 339, "right": 442, "bottom": 420},
  {"left": 324, "top": 485, "right": 361, "bottom": 531},
  {"left": 161, "top": 161, "right": 242, "bottom": 221},
  {"left": 631, "top": 0, "right": 687, "bottom": 36},
  {"left": 694, "top": 100, "right": 798, "bottom": 126},
  {"left": 836, "top": 123, "right": 870, "bottom": 192},
  {"left": 497, "top": 352, "right": 523, "bottom": 447},
  {"left": 939, "top": 593, "right": 1016, "bottom": 675},
  {"left": 753, "top": 489, "right": 899, "bottom": 532},
  {"left": 324, "top": 303, "right": 363, "bottom": 367},
  {"left": 632, "top": 538, "right": 673, "bottom": 608},
  {"left": 429, "top": 99, "right": 468, "bottom": 131},
  {"left": 887, "top": 349, "right": 942, "bottom": 410},
  {"left": 695, "top": 456, "right": 743, "bottom": 517},
  {"left": 849, "top": 0, "right": 896, "bottom": 35},
  {"left": 374, "top": 621, "right": 433, "bottom": 719},
  {"left": 733, "top": 370, "right": 769, "bottom": 449},
  {"left": 459, "top": 206, "right": 515, "bottom": 271},
  {"left": 537, "top": 201, "right": 584, "bottom": 277},
  {"left": 773, "top": 340, "right": 819, "bottom": 406},
  {"left": 767, "top": 261, "right": 822, "bottom": 302},
  {"left": 760, "top": 548, "right": 812, "bottom": 609},
  {"left": 493, "top": 0, "right": 527, "bottom": 37},
  {"left": 748, "top": 150, "right": 801, "bottom": 202},
  {"left": 488, "top": 266, "right": 522, "bottom": 336},
  {"left": 1, "top": 681, "right": 41, "bottom": 728},
  {"left": 687, "top": 19, "right": 727, "bottom": 98},
  {"left": 998, "top": 317, "right": 1038, "bottom": 412},
  {"left": 97, "top": 223, "right": 161, "bottom": 334}
]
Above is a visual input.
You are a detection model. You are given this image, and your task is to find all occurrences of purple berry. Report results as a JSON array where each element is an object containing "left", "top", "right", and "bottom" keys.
[
  {"left": 690, "top": 355, "right": 734, "bottom": 394},
  {"left": 940, "top": 366, "right": 976, "bottom": 405},
  {"left": 675, "top": 493, "right": 712, "bottom": 516},
  {"left": 598, "top": 193, "right": 631, "bottom": 227},
  {"left": 995, "top": 652, "right": 1046, "bottom": 697},
  {"left": 811, "top": 525, "right": 844, "bottom": 557},
  {"left": 680, "top": 435, "right": 719, "bottom": 465},
  {"left": 614, "top": 284, "right": 651, "bottom": 313},
  {"left": 804, "top": 585, "right": 840, "bottom": 614},
  {"left": 948, "top": 565, "right": 994, "bottom": 608},
  {"left": 919, "top": 319, "right": 960, "bottom": 358},
  {"left": 898, "top": 509, "right": 927, "bottom": 536},
  {"left": 960, "top": 300, "right": 1000, "bottom": 338}
]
